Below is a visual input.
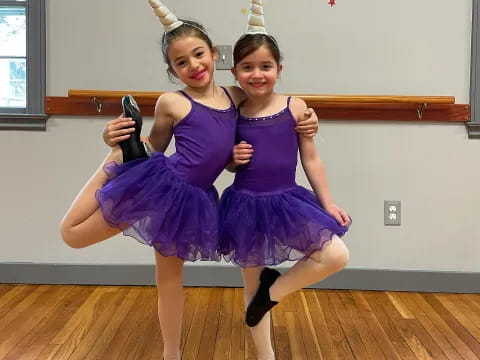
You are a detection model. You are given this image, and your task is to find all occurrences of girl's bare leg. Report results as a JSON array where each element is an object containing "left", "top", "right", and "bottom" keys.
[
  {"left": 60, "top": 147, "right": 123, "bottom": 248},
  {"left": 155, "top": 251, "right": 184, "bottom": 360},
  {"left": 270, "top": 235, "right": 349, "bottom": 302},
  {"left": 242, "top": 267, "right": 275, "bottom": 360}
]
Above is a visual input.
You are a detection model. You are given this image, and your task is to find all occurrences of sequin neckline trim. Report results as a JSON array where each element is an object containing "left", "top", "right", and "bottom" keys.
[{"left": 238, "top": 106, "right": 289, "bottom": 121}]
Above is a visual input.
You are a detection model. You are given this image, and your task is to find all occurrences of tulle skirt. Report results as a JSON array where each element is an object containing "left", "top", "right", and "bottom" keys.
[
  {"left": 219, "top": 185, "right": 350, "bottom": 267},
  {"left": 96, "top": 152, "right": 220, "bottom": 262}
]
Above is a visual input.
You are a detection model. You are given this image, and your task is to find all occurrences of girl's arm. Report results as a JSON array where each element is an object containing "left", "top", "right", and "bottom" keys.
[
  {"left": 290, "top": 97, "right": 350, "bottom": 226},
  {"left": 148, "top": 93, "right": 179, "bottom": 152}
]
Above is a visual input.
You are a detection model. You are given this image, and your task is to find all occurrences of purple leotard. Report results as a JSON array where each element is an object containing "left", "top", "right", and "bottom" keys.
[
  {"left": 97, "top": 87, "right": 237, "bottom": 261},
  {"left": 219, "top": 97, "right": 349, "bottom": 267}
]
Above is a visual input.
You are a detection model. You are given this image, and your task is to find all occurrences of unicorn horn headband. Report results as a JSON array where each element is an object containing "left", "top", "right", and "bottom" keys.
[
  {"left": 148, "top": 0, "right": 183, "bottom": 32},
  {"left": 247, "top": 0, "right": 267, "bottom": 35}
]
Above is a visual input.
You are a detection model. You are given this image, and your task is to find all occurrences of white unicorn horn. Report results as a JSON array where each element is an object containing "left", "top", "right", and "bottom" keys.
[
  {"left": 148, "top": 0, "right": 183, "bottom": 32},
  {"left": 247, "top": 0, "right": 267, "bottom": 34}
]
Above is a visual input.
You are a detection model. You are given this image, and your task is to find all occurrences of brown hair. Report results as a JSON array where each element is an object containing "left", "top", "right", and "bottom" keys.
[{"left": 233, "top": 33, "right": 282, "bottom": 67}]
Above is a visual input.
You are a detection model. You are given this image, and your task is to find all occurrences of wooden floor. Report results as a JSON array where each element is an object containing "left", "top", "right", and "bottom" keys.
[{"left": 0, "top": 285, "right": 480, "bottom": 359}]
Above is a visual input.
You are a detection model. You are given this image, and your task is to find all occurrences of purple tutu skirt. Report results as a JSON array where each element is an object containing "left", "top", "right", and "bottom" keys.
[
  {"left": 96, "top": 152, "right": 220, "bottom": 262},
  {"left": 219, "top": 185, "right": 350, "bottom": 267}
]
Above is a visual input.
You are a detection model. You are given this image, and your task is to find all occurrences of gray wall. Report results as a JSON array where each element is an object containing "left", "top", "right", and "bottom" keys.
[{"left": 1, "top": 0, "right": 478, "bottom": 274}]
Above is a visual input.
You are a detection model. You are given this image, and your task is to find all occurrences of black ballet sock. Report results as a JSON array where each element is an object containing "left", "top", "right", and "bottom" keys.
[
  {"left": 120, "top": 95, "right": 149, "bottom": 163},
  {"left": 245, "top": 267, "right": 281, "bottom": 327}
]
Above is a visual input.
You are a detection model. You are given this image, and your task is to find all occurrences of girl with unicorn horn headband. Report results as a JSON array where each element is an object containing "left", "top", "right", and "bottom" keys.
[
  {"left": 61, "top": 0, "right": 319, "bottom": 358},
  {"left": 219, "top": 0, "right": 352, "bottom": 355}
]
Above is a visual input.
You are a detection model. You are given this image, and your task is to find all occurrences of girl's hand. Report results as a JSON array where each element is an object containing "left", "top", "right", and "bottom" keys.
[
  {"left": 295, "top": 108, "right": 319, "bottom": 138},
  {"left": 325, "top": 203, "right": 351, "bottom": 226},
  {"left": 232, "top": 141, "right": 254, "bottom": 166},
  {"left": 103, "top": 115, "right": 135, "bottom": 147}
]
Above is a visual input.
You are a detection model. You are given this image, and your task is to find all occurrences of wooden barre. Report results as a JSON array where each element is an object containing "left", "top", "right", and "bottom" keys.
[
  {"left": 68, "top": 90, "right": 163, "bottom": 99},
  {"left": 46, "top": 90, "right": 469, "bottom": 122},
  {"left": 294, "top": 95, "right": 455, "bottom": 105},
  {"left": 68, "top": 89, "right": 456, "bottom": 105}
]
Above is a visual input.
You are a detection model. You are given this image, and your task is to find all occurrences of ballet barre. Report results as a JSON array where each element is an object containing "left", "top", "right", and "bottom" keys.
[{"left": 44, "top": 90, "right": 470, "bottom": 123}]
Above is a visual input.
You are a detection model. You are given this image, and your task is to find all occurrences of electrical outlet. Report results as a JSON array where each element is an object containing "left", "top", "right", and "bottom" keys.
[
  {"left": 215, "top": 45, "right": 233, "bottom": 70},
  {"left": 384, "top": 200, "right": 401, "bottom": 226}
]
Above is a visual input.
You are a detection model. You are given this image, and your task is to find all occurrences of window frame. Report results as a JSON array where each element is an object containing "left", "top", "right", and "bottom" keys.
[
  {"left": 468, "top": 0, "right": 480, "bottom": 138},
  {"left": 0, "top": 0, "right": 46, "bottom": 130}
]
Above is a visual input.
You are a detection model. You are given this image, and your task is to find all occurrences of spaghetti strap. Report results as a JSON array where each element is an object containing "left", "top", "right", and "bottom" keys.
[
  {"left": 287, "top": 96, "right": 292, "bottom": 106},
  {"left": 178, "top": 90, "right": 193, "bottom": 102},
  {"left": 221, "top": 87, "right": 235, "bottom": 107},
  {"left": 180, "top": 87, "right": 235, "bottom": 110}
]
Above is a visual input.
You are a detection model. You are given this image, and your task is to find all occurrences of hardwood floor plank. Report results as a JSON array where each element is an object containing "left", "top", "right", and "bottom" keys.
[
  {"left": 316, "top": 291, "right": 355, "bottom": 359},
  {"left": 329, "top": 291, "right": 371, "bottom": 359},
  {"left": 386, "top": 292, "right": 415, "bottom": 319},
  {"left": 271, "top": 307, "right": 292, "bottom": 360},
  {"left": 414, "top": 293, "right": 478, "bottom": 360},
  {"left": 231, "top": 288, "right": 246, "bottom": 360},
  {"left": 1, "top": 286, "right": 92, "bottom": 360},
  {"left": 213, "top": 287, "right": 234, "bottom": 360},
  {"left": 397, "top": 292, "right": 463, "bottom": 360},
  {"left": 341, "top": 291, "right": 387, "bottom": 360},
  {"left": 285, "top": 312, "right": 308, "bottom": 359},
  {"left": 350, "top": 291, "right": 402, "bottom": 360},
  {"left": 0, "top": 285, "right": 34, "bottom": 320},
  {"left": 197, "top": 288, "right": 224, "bottom": 360},
  {"left": 362, "top": 291, "right": 417, "bottom": 360},
  {"left": 298, "top": 291, "right": 324, "bottom": 359},
  {"left": 122, "top": 293, "right": 162, "bottom": 360},
  {"left": 1, "top": 285, "right": 479, "bottom": 360},
  {"left": 464, "top": 295, "right": 480, "bottom": 319},
  {"left": 303, "top": 290, "right": 337, "bottom": 360},
  {"left": 182, "top": 288, "right": 212, "bottom": 360},
  {"left": 0, "top": 285, "right": 15, "bottom": 298},
  {"left": 0, "top": 286, "right": 71, "bottom": 359},
  {"left": 422, "top": 293, "right": 480, "bottom": 358},
  {"left": 375, "top": 292, "right": 434, "bottom": 360},
  {"left": 32, "top": 287, "right": 96, "bottom": 360},
  {"left": 180, "top": 286, "right": 201, "bottom": 356},
  {"left": 442, "top": 294, "right": 480, "bottom": 339},
  {"left": 51, "top": 288, "right": 127, "bottom": 360},
  {"left": 50, "top": 287, "right": 112, "bottom": 345},
  {"left": 398, "top": 318, "right": 449, "bottom": 360},
  {"left": 0, "top": 285, "right": 45, "bottom": 331},
  {"left": 290, "top": 291, "right": 322, "bottom": 359},
  {"left": 78, "top": 287, "right": 141, "bottom": 360},
  {"left": 100, "top": 288, "right": 155, "bottom": 360}
]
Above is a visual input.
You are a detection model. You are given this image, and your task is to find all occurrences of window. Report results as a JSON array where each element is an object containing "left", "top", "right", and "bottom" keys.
[
  {"left": 468, "top": 0, "right": 480, "bottom": 138},
  {"left": 0, "top": 3, "right": 26, "bottom": 109},
  {"left": 0, "top": 0, "right": 46, "bottom": 130}
]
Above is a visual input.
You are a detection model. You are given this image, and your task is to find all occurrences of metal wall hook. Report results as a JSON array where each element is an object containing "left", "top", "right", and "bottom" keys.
[
  {"left": 417, "top": 102, "right": 427, "bottom": 120},
  {"left": 93, "top": 97, "right": 103, "bottom": 113}
]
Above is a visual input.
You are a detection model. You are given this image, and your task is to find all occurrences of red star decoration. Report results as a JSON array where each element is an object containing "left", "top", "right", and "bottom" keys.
[{"left": 328, "top": 0, "right": 336, "bottom": 7}]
